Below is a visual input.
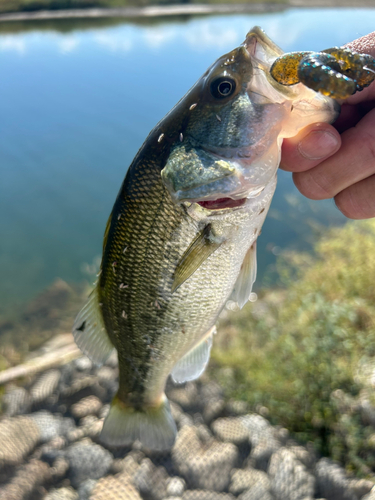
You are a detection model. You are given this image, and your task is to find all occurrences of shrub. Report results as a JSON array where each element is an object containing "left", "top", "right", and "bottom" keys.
[{"left": 211, "top": 219, "right": 375, "bottom": 477}]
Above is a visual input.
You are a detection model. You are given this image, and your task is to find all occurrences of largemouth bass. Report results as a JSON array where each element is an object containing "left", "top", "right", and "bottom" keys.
[{"left": 73, "top": 27, "right": 342, "bottom": 451}]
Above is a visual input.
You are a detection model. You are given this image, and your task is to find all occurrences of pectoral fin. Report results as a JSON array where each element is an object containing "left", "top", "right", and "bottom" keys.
[
  {"left": 230, "top": 241, "right": 257, "bottom": 309},
  {"left": 172, "top": 224, "right": 223, "bottom": 292},
  {"left": 171, "top": 327, "right": 215, "bottom": 384}
]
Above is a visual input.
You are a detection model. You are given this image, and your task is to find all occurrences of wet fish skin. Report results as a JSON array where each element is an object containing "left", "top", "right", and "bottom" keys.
[{"left": 73, "top": 27, "right": 338, "bottom": 451}]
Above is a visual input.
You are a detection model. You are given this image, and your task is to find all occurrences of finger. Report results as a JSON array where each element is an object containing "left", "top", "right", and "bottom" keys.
[
  {"left": 345, "top": 31, "right": 375, "bottom": 55},
  {"left": 335, "top": 174, "right": 375, "bottom": 219},
  {"left": 333, "top": 103, "right": 366, "bottom": 134},
  {"left": 280, "top": 123, "right": 341, "bottom": 172},
  {"left": 292, "top": 108, "right": 375, "bottom": 200},
  {"left": 344, "top": 32, "right": 375, "bottom": 105}
]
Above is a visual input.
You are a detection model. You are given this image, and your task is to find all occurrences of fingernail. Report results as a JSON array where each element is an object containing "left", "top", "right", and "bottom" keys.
[{"left": 298, "top": 130, "right": 339, "bottom": 160}]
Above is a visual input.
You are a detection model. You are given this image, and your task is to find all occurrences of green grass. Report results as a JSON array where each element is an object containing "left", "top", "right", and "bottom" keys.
[{"left": 211, "top": 219, "right": 375, "bottom": 477}]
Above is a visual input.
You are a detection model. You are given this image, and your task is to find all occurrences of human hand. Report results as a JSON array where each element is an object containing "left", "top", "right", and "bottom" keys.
[{"left": 280, "top": 32, "right": 375, "bottom": 219}]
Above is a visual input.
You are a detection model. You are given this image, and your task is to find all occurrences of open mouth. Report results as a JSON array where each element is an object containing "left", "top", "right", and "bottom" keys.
[{"left": 197, "top": 197, "right": 247, "bottom": 210}]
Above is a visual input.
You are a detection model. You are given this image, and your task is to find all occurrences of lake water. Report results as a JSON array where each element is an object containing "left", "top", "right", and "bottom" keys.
[{"left": 1, "top": 7, "right": 375, "bottom": 317}]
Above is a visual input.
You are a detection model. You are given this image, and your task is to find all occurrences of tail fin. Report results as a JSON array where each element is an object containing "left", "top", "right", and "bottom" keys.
[{"left": 100, "top": 394, "right": 177, "bottom": 451}]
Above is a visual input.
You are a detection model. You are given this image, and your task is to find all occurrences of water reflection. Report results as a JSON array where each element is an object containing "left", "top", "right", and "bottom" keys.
[{"left": 1, "top": 8, "right": 375, "bottom": 315}]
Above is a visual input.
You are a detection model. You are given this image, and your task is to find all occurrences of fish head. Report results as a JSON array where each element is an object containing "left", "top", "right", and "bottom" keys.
[{"left": 161, "top": 26, "right": 339, "bottom": 212}]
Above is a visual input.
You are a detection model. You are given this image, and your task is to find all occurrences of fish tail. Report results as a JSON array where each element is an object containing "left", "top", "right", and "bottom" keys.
[{"left": 100, "top": 393, "right": 177, "bottom": 451}]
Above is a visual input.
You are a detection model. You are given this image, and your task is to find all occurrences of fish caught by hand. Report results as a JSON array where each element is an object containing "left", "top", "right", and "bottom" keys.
[{"left": 73, "top": 27, "right": 375, "bottom": 451}]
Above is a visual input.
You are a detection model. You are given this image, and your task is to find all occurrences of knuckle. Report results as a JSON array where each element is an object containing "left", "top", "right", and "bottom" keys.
[
  {"left": 335, "top": 188, "right": 375, "bottom": 220},
  {"left": 334, "top": 196, "right": 358, "bottom": 219},
  {"left": 362, "top": 131, "right": 375, "bottom": 166},
  {"left": 293, "top": 170, "right": 334, "bottom": 200}
]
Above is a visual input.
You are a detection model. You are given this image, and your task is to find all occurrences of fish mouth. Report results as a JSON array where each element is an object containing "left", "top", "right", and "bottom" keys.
[{"left": 197, "top": 197, "right": 247, "bottom": 210}]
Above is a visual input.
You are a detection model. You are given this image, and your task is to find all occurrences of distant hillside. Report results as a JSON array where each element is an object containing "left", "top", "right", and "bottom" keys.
[{"left": 0, "top": 0, "right": 285, "bottom": 16}]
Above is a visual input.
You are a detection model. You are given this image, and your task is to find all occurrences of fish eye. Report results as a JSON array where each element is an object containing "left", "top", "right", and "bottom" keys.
[{"left": 210, "top": 76, "right": 236, "bottom": 99}]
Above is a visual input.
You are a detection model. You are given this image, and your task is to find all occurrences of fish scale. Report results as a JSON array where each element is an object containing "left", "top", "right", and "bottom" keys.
[{"left": 100, "top": 159, "right": 271, "bottom": 406}]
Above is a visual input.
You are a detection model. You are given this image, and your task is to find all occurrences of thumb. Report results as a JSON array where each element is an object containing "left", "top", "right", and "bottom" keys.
[{"left": 280, "top": 123, "right": 341, "bottom": 172}]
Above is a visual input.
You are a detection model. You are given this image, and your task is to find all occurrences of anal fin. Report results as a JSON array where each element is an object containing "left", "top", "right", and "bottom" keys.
[
  {"left": 73, "top": 287, "right": 115, "bottom": 366},
  {"left": 230, "top": 241, "right": 257, "bottom": 309},
  {"left": 171, "top": 326, "right": 216, "bottom": 384}
]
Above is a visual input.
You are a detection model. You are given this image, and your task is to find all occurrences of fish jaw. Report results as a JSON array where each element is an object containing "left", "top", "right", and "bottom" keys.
[
  {"left": 244, "top": 27, "right": 340, "bottom": 135},
  {"left": 161, "top": 137, "right": 283, "bottom": 207}
]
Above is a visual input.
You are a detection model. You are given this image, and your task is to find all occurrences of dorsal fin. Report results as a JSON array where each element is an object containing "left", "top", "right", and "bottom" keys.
[
  {"left": 72, "top": 287, "right": 115, "bottom": 366},
  {"left": 102, "top": 212, "right": 113, "bottom": 253}
]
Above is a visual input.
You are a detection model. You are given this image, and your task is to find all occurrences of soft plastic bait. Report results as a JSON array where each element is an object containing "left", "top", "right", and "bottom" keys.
[{"left": 270, "top": 47, "right": 375, "bottom": 99}]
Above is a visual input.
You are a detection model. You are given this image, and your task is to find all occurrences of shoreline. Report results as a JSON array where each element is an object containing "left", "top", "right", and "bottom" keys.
[{"left": 0, "top": 1, "right": 374, "bottom": 23}]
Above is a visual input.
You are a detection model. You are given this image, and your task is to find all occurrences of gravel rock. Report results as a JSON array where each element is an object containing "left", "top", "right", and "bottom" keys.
[
  {"left": 50, "top": 456, "right": 70, "bottom": 480},
  {"left": 111, "top": 454, "right": 140, "bottom": 477},
  {"left": 30, "top": 369, "right": 61, "bottom": 405},
  {"left": 173, "top": 425, "right": 239, "bottom": 492},
  {"left": 44, "top": 487, "right": 79, "bottom": 500},
  {"left": 30, "top": 411, "right": 75, "bottom": 442},
  {"left": 91, "top": 472, "right": 142, "bottom": 500},
  {"left": 77, "top": 479, "right": 97, "bottom": 500},
  {"left": 229, "top": 468, "right": 270, "bottom": 495},
  {"left": 60, "top": 375, "right": 98, "bottom": 398},
  {"left": 182, "top": 492, "right": 235, "bottom": 500},
  {"left": 349, "top": 479, "right": 374, "bottom": 498},
  {"left": 238, "top": 483, "right": 274, "bottom": 500},
  {"left": 275, "top": 427, "right": 289, "bottom": 445},
  {"left": 200, "top": 381, "right": 223, "bottom": 401},
  {"left": 74, "top": 356, "right": 92, "bottom": 372},
  {"left": 168, "top": 383, "right": 199, "bottom": 412},
  {"left": 79, "top": 414, "right": 97, "bottom": 427},
  {"left": 203, "top": 398, "right": 225, "bottom": 424},
  {"left": 40, "top": 436, "right": 67, "bottom": 460},
  {"left": 96, "top": 366, "right": 118, "bottom": 397},
  {"left": 359, "top": 397, "right": 375, "bottom": 427},
  {"left": 70, "top": 395, "right": 102, "bottom": 418},
  {"left": 268, "top": 448, "right": 315, "bottom": 500},
  {"left": 315, "top": 458, "right": 358, "bottom": 500},
  {"left": 96, "top": 365, "right": 114, "bottom": 381},
  {"left": 64, "top": 439, "right": 113, "bottom": 488},
  {"left": 288, "top": 445, "right": 316, "bottom": 470},
  {"left": 104, "top": 350, "right": 118, "bottom": 368},
  {"left": 170, "top": 401, "right": 184, "bottom": 425},
  {"left": 211, "top": 417, "right": 249, "bottom": 445},
  {"left": 0, "top": 458, "right": 51, "bottom": 500},
  {"left": 98, "top": 404, "right": 110, "bottom": 419},
  {"left": 1, "top": 349, "right": 370, "bottom": 500},
  {"left": 0, "top": 416, "right": 40, "bottom": 467},
  {"left": 2, "top": 386, "right": 31, "bottom": 416},
  {"left": 250, "top": 435, "right": 281, "bottom": 471},
  {"left": 241, "top": 414, "right": 281, "bottom": 470},
  {"left": 196, "top": 424, "right": 214, "bottom": 445},
  {"left": 241, "top": 413, "right": 272, "bottom": 439},
  {"left": 363, "top": 487, "right": 375, "bottom": 500},
  {"left": 179, "top": 413, "right": 195, "bottom": 428},
  {"left": 226, "top": 400, "right": 249, "bottom": 416},
  {"left": 172, "top": 426, "right": 202, "bottom": 462},
  {"left": 167, "top": 477, "right": 187, "bottom": 497},
  {"left": 132, "top": 458, "right": 169, "bottom": 500}
]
